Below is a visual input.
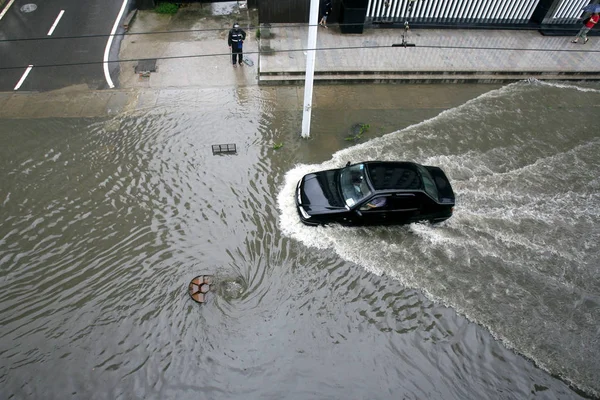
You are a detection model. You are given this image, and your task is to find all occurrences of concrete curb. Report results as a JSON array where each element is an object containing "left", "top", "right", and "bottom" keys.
[{"left": 258, "top": 70, "right": 600, "bottom": 85}]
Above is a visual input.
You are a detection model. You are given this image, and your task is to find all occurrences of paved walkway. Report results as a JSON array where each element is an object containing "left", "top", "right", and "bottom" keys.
[
  {"left": 116, "top": 12, "right": 600, "bottom": 89},
  {"left": 258, "top": 24, "right": 600, "bottom": 84},
  {"left": 116, "top": 19, "right": 600, "bottom": 90},
  {"left": 2, "top": 6, "right": 600, "bottom": 119}
]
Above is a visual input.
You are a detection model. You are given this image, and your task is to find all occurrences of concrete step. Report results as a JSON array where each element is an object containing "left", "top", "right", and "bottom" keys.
[{"left": 258, "top": 72, "right": 600, "bottom": 85}]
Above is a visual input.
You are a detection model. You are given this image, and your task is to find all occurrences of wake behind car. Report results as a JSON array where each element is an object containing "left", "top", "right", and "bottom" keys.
[{"left": 295, "top": 161, "right": 455, "bottom": 226}]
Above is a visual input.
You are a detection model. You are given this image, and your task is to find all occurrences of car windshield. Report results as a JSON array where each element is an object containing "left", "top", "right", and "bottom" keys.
[
  {"left": 339, "top": 163, "right": 372, "bottom": 207},
  {"left": 417, "top": 165, "right": 439, "bottom": 200}
]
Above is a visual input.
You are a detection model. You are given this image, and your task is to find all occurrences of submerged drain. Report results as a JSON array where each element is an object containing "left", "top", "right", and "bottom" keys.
[
  {"left": 212, "top": 143, "right": 237, "bottom": 155},
  {"left": 189, "top": 275, "right": 212, "bottom": 304}
]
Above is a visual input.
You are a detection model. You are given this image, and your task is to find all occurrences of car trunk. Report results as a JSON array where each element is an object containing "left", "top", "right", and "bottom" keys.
[{"left": 425, "top": 166, "right": 455, "bottom": 204}]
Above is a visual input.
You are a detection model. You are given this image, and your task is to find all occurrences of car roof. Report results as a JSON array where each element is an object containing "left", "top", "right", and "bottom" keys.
[{"left": 364, "top": 161, "right": 423, "bottom": 191}]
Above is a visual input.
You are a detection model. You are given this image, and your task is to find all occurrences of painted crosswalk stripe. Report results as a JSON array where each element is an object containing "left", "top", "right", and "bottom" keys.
[
  {"left": 0, "top": 0, "right": 16, "bottom": 21},
  {"left": 47, "top": 10, "right": 65, "bottom": 36},
  {"left": 14, "top": 65, "right": 34, "bottom": 90}
]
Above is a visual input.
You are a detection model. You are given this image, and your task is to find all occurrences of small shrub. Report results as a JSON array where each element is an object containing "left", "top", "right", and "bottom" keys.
[
  {"left": 155, "top": 2, "right": 178, "bottom": 14},
  {"left": 273, "top": 142, "right": 283, "bottom": 150},
  {"left": 345, "top": 123, "right": 370, "bottom": 142},
  {"left": 256, "top": 28, "right": 261, "bottom": 39}
]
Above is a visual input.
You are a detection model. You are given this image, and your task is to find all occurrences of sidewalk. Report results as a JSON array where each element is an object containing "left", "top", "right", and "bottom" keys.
[
  {"left": 115, "top": 5, "right": 600, "bottom": 89},
  {"left": 117, "top": 2, "right": 259, "bottom": 89},
  {"left": 258, "top": 24, "right": 600, "bottom": 84}
]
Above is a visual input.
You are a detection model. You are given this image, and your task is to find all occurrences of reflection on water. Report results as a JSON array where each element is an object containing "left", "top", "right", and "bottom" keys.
[{"left": 0, "top": 82, "right": 598, "bottom": 399}]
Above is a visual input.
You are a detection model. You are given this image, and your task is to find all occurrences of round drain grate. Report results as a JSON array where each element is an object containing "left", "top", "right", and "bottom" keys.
[
  {"left": 189, "top": 275, "right": 212, "bottom": 304},
  {"left": 21, "top": 4, "right": 38, "bottom": 12}
]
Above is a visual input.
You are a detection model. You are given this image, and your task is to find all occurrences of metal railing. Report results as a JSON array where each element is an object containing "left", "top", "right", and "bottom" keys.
[{"left": 366, "top": 0, "right": 595, "bottom": 25}]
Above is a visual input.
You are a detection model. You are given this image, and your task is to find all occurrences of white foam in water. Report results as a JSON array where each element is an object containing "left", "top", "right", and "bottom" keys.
[
  {"left": 277, "top": 163, "right": 337, "bottom": 250},
  {"left": 276, "top": 81, "right": 600, "bottom": 398},
  {"left": 532, "top": 78, "right": 600, "bottom": 93},
  {"left": 277, "top": 82, "right": 528, "bottom": 256},
  {"left": 277, "top": 84, "right": 515, "bottom": 262}
]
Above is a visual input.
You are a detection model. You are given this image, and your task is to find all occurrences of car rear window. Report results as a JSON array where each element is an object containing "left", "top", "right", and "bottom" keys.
[
  {"left": 416, "top": 165, "right": 439, "bottom": 200},
  {"left": 366, "top": 164, "right": 421, "bottom": 191}
]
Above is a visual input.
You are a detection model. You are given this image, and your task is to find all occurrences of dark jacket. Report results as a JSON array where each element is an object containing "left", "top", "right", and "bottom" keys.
[
  {"left": 228, "top": 28, "right": 247, "bottom": 49},
  {"left": 321, "top": 0, "right": 332, "bottom": 16}
]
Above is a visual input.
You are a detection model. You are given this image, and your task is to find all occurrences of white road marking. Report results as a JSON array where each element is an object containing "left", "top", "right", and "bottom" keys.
[
  {"left": 0, "top": 0, "right": 16, "bottom": 21},
  {"left": 47, "top": 10, "right": 65, "bottom": 36},
  {"left": 103, "top": 0, "right": 129, "bottom": 88},
  {"left": 14, "top": 65, "right": 34, "bottom": 90}
]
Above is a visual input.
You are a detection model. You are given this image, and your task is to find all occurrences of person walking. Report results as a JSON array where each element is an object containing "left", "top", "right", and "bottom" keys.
[
  {"left": 319, "top": 0, "right": 332, "bottom": 28},
  {"left": 228, "top": 23, "right": 247, "bottom": 67},
  {"left": 572, "top": 12, "right": 599, "bottom": 44}
]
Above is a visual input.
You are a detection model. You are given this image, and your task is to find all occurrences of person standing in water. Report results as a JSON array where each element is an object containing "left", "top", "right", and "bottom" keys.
[{"left": 228, "top": 23, "right": 247, "bottom": 67}]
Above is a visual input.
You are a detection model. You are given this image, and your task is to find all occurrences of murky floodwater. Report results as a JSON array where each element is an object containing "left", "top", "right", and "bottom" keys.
[{"left": 1, "top": 82, "right": 598, "bottom": 399}]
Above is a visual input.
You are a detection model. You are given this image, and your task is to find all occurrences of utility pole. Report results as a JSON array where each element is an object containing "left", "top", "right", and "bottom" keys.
[{"left": 301, "top": 0, "right": 320, "bottom": 138}]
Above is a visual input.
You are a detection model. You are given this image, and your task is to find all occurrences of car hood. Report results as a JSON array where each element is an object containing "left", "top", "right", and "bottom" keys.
[{"left": 300, "top": 170, "right": 346, "bottom": 212}]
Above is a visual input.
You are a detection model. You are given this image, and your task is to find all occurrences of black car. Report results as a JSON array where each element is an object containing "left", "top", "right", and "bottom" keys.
[{"left": 295, "top": 161, "right": 455, "bottom": 226}]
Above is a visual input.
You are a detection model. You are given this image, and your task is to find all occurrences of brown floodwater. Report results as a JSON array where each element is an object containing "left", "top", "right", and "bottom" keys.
[{"left": 1, "top": 82, "right": 598, "bottom": 399}]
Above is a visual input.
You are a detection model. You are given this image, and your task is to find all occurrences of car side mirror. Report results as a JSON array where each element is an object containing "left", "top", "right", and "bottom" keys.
[{"left": 346, "top": 161, "right": 351, "bottom": 167}]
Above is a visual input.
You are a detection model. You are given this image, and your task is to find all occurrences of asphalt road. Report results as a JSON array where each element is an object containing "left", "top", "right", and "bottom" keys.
[{"left": 0, "top": 0, "right": 130, "bottom": 92}]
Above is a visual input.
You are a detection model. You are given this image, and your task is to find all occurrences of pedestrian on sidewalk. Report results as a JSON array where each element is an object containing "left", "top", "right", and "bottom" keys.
[
  {"left": 572, "top": 12, "right": 599, "bottom": 44},
  {"left": 228, "top": 23, "right": 247, "bottom": 67},
  {"left": 319, "top": 0, "right": 332, "bottom": 28}
]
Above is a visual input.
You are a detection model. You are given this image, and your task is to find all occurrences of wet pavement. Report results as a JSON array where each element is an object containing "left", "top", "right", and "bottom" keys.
[
  {"left": 258, "top": 24, "right": 600, "bottom": 84},
  {"left": 115, "top": 3, "right": 600, "bottom": 88},
  {"left": 2, "top": 2, "right": 600, "bottom": 119},
  {"left": 117, "top": 2, "right": 259, "bottom": 90}
]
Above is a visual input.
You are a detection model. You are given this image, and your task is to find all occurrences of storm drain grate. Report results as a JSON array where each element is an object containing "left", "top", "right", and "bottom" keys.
[
  {"left": 135, "top": 59, "right": 157, "bottom": 74},
  {"left": 212, "top": 144, "right": 237, "bottom": 155}
]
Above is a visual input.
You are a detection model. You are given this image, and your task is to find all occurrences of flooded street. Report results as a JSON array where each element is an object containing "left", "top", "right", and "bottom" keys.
[{"left": 1, "top": 82, "right": 598, "bottom": 399}]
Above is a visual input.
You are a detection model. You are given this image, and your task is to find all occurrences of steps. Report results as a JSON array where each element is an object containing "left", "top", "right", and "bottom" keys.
[{"left": 258, "top": 71, "right": 600, "bottom": 85}]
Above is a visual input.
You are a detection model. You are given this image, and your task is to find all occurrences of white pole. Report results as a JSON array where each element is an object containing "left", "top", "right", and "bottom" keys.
[{"left": 301, "top": 0, "right": 320, "bottom": 138}]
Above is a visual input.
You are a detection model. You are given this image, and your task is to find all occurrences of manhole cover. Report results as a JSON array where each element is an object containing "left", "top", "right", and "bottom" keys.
[
  {"left": 188, "top": 275, "right": 213, "bottom": 304},
  {"left": 20, "top": 4, "right": 37, "bottom": 12}
]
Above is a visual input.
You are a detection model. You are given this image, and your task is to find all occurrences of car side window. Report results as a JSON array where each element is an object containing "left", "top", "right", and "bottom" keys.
[
  {"left": 359, "top": 196, "right": 389, "bottom": 211},
  {"left": 387, "top": 195, "right": 420, "bottom": 211}
]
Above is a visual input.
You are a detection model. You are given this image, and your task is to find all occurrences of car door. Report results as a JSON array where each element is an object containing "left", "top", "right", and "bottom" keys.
[
  {"left": 356, "top": 195, "right": 391, "bottom": 224},
  {"left": 384, "top": 193, "right": 422, "bottom": 224}
]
